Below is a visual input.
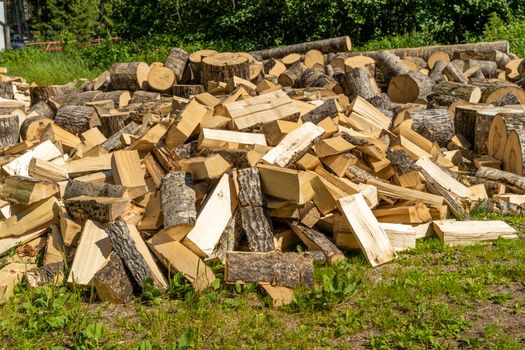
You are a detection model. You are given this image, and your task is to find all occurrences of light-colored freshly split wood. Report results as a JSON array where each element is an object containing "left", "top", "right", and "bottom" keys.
[
  {"left": 180, "top": 154, "right": 231, "bottom": 180},
  {"left": 416, "top": 157, "right": 472, "bottom": 198},
  {"left": 0, "top": 263, "right": 35, "bottom": 301},
  {"left": 257, "top": 164, "right": 315, "bottom": 204},
  {"left": 0, "top": 197, "right": 60, "bottom": 238},
  {"left": 165, "top": 99, "right": 209, "bottom": 149},
  {"left": 198, "top": 128, "right": 267, "bottom": 150},
  {"left": 379, "top": 223, "right": 417, "bottom": 252},
  {"left": 290, "top": 223, "right": 344, "bottom": 264},
  {"left": 111, "top": 150, "right": 147, "bottom": 198},
  {"left": 337, "top": 193, "right": 396, "bottom": 266},
  {"left": 1, "top": 176, "right": 59, "bottom": 205},
  {"left": 433, "top": 220, "right": 517, "bottom": 246}
]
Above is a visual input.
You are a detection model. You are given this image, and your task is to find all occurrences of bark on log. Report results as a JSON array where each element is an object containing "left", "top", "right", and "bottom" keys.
[
  {"left": 110, "top": 62, "right": 150, "bottom": 91},
  {"left": 63, "top": 180, "right": 125, "bottom": 200},
  {"left": 129, "top": 91, "right": 160, "bottom": 104},
  {"left": 202, "top": 53, "right": 250, "bottom": 92},
  {"left": 28, "top": 101, "right": 55, "bottom": 119},
  {"left": 429, "top": 60, "right": 447, "bottom": 81},
  {"left": 65, "top": 196, "right": 130, "bottom": 223},
  {"left": 93, "top": 254, "right": 133, "bottom": 303},
  {"left": 172, "top": 84, "right": 205, "bottom": 98},
  {"left": 225, "top": 251, "right": 315, "bottom": 288},
  {"left": 367, "top": 93, "right": 392, "bottom": 110},
  {"left": 49, "top": 91, "right": 101, "bottom": 109},
  {"left": 251, "top": 36, "right": 351, "bottom": 60},
  {"left": 27, "top": 262, "right": 65, "bottom": 288},
  {"left": 289, "top": 223, "right": 344, "bottom": 264},
  {"left": 503, "top": 128, "right": 525, "bottom": 175},
  {"left": 189, "top": 49, "right": 217, "bottom": 83},
  {"left": 161, "top": 172, "right": 197, "bottom": 232},
  {"left": 0, "top": 114, "right": 19, "bottom": 147},
  {"left": 236, "top": 167, "right": 264, "bottom": 207},
  {"left": 466, "top": 59, "right": 498, "bottom": 78},
  {"left": 299, "top": 68, "right": 337, "bottom": 89},
  {"left": 375, "top": 51, "right": 410, "bottom": 82},
  {"left": 278, "top": 62, "right": 306, "bottom": 87},
  {"left": 100, "top": 121, "right": 140, "bottom": 152},
  {"left": 30, "top": 84, "right": 77, "bottom": 105},
  {"left": 165, "top": 48, "right": 189, "bottom": 83},
  {"left": 476, "top": 166, "right": 525, "bottom": 191},
  {"left": 469, "top": 78, "right": 525, "bottom": 103},
  {"left": 106, "top": 219, "right": 154, "bottom": 288},
  {"left": 240, "top": 207, "right": 275, "bottom": 252},
  {"left": 344, "top": 66, "right": 377, "bottom": 100},
  {"left": 454, "top": 105, "right": 486, "bottom": 146},
  {"left": 94, "top": 90, "right": 132, "bottom": 108},
  {"left": 433, "top": 81, "right": 482, "bottom": 103},
  {"left": 99, "top": 113, "right": 130, "bottom": 138},
  {"left": 54, "top": 105, "right": 100, "bottom": 135},
  {"left": 426, "top": 93, "right": 461, "bottom": 109},
  {"left": 488, "top": 112, "right": 525, "bottom": 160},
  {"left": 301, "top": 99, "right": 338, "bottom": 124},
  {"left": 407, "top": 109, "right": 455, "bottom": 147},
  {"left": 443, "top": 62, "right": 467, "bottom": 83},
  {"left": 387, "top": 71, "right": 433, "bottom": 103},
  {"left": 19, "top": 115, "right": 54, "bottom": 141},
  {"left": 0, "top": 101, "right": 25, "bottom": 114}
]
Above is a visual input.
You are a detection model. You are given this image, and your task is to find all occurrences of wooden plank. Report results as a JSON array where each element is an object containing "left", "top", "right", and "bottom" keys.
[
  {"left": 433, "top": 220, "right": 517, "bottom": 246},
  {"left": 165, "top": 99, "right": 209, "bottom": 149},
  {"left": 68, "top": 154, "right": 113, "bottom": 177},
  {"left": 0, "top": 228, "right": 47, "bottom": 256},
  {"left": 198, "top": 128, "right": 267, "bottom": 150},
  {"left": 337, "top": 194, "right": 396, "bottom": 266},
  {"left": 67, "top": 220, "right": 112, "bottom": 287}
]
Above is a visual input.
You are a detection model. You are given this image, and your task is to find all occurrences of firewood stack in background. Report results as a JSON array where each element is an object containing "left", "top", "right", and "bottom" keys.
[{"left": 0, "top": 36, "right": 524, "bottom": 306}]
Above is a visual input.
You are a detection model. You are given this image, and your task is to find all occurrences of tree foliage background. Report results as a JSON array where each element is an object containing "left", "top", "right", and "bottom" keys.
[{"left": 25, "top": 0, "right": 525, "bottom": 48}]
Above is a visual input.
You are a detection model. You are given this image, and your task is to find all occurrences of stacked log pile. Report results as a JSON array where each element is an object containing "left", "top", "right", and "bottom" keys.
[{"left": 0, "top": 37, "right": 523, "bottom": 306}]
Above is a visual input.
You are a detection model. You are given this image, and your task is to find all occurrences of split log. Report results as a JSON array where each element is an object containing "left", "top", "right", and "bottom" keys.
[
  {"left": 27, "top": 101, "right": 55, "bottom": 119},
  {"left": 407, "top": 109, "right": 455, "bottom": 147},
  {"left": 387, "top": 71, "right": 433, "bottom": 103},
  {"left": 27, "top": 262, "right": 65, "bottom": 288},
  {"left": 375, "top": 51, "right": 410, "bottom": 82},
  {"left": 165, "top": 48, "right": 189, "bottom": 83},
  {"left": 110, "top": 62, "right": 150, "bottom": 91},
  {"left": 470, "top": 78, "right": 525, "bottom": 103},
  {"left": 475, "top": 107, "right": 521, "bottom": 155},
  {"left": 428, "top": 60, "right": 448, "bottom": 81},
  {"left": 299, "top": 68, "right": 337, "bottom": 89},
  {"left": 453, "top": 104, "right": 490, "bottom": 147},
  {"left": 367, "top": 93, "right": 391, "bottom": 110},
  {"left": 301, "top": 99, "right": 338, "bottom": 124},
  {"left": 30, "top": 84, "right": 76, "bottom": 105},
  {"left": 278, "top": 62, "right": 307, "bottom": 87},
  {"left": 100, "top": 121, "right": 140, "bottom": 152},
  {"left": 93, "top": 254, "right": 133, "bottom": 303},
  {"left": 503, "top": 128, "right": 525, "bottom": 175},
  {"left": 64, "top": 196, "right": 131, "bottom": 223},
  {"left": 0, "top": 114, "right": 19, "bottom": 147},
  {"left": 465, "top": 59, "right": 497, "bottom": 78},
  {"left": 433, "top": 81, "right": 482, "bottom": 103},
  {"left": 93, "top": 70, "right": 111, "bottom": 91},
  {"left": 106, "top": 219, "right": 153, "bottom": 288},
  {"left": 443, "top": 61, "right": 467, "bottom": 83},
  {"left": 189, "top": 49, "right": 217, "bottom": 83},
  {"left": 54, "top": 105, "right": 99, "bottom": 135},
  {"left": 28, "top": 158, "right": 68, "bottom": 182},
  {"left": 99, "top": 113, "right": 130, "bottom": 138},
  {"left": 488, "top": 111, "right": 525, "bottom": 160},
  {"left": 1, "top": 176, "right": 59, "bottom": 205},
  {"left": 251, "top": 36, "right": 351, "bottom": 60},
  {"left": 225, "top": 251, "right": 315, "bottom": 288},
  {"left": 202, "top": 53, "right": 250, "bottom": 92},
  {"left": 433, "top": 220, "right": 516, "bottom": 246},
  {"left": 160, "top": 172, "right": 196, "bottom": 239},
  {"left": 476, "top": 166, "right": 525, "bottom": 191},
  {"left": 289, "top": 223, "right": 344, "bottom": 264},
  {"left": 63, "top": 180, "right": 125, "bottom": 200},
  {"left": 0, "top": 197, "right": 60, "bottom": 238}
]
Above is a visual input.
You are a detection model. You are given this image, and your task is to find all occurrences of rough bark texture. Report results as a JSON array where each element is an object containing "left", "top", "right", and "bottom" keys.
[
  {"left": 65, "top": 196, "right": 130, "bottom": 223},
  {"left": 386, "top": 149, "right": 421, "bottom": 174},
  {"left": 93, "top": 254, "right": 133, "bottom": 304},
  {"left": 346, "top": 165, "right": 382, "bottom": 183},
  {"left": 345, "top": 66, "right": 377, "bottom": 100},
  {"left": 493, "top": 92, "right": 520, "bottom": 107},
  {"left": 407, "top": 109, "right": 455, "bottom": 147},
  {"left": 94, "top": 90, "right": 131, "bottom": 108},
  {"left": 27, "top": 262, "right": 65, "bottom": 288},
  {"left": 165, "top": 48, "right": 190, "bottom": 83},
  {"left": 106, "top": 219, "right": 153, "bottom": 288},
  {"left": 454, "top": 106, "right": 481, "bottom": 146},
  {"left": 251, "top": 36, "right": 351, "bottom": 59},
  {"left": 240, "top": 207, "right": 275, "bottom": 252},
  {"left": 504, "top": 129, "right": 525, "bottom": 175},
  {"left": 236, "top": 168, "right": 264, "bottom": 207},
  {"left": 28, "top": 101, "right": 55, "bottom": 119},
  {"left": 443, "top": 62, "right": 467, "bottom": 83},
  {"left": 30, "top": 84, "right": 77, "bottom": 105},
  {"left": 420, "top": 169, "right": 467, "bottom": 220},
  {"left": 54, "top": 105, "right": 99, "bottom": 135},
  {"left": 225, "top": 251, "right": 315, "bottom": 288},
  {"left": 129, "top": 91, "right": 160, "bottom": 104},
  {"left": 433, "top": 81, "right": 481, "bottom": 102},
  {"left": 110, "top": 62, "right": 149, "bottom": 91},
  {"left": 301, "top": 99, "right": 338, "bottom": 124},
  {"left": 367, "top": 93, "right": 392, "bottom": 110},
  {"left": 63, "top": 180, "right": 125, "bottom": 200},
  {"left": 476, "top": 166, "right": 525, "bottom": 191},
  {"left": 278, "top": 62, "right": 307, "bottom": 87},
  {"left": 19, "top": 115, "right": 54, "bottom": 141},
  {"left": 429, "top": 60, "right": 447, "bottom": 81},
  {"left": 50, "top": 91, "right": 101, "bottom": 108},
  {"left": 0, "top": 114, "right": 19, "bottom": 147},
  {"left": 466, "top": 59, "right": 498, "bottom": 78},
  {"left": 200, "top": 149, "right": 252, "bottom": 169},
  {"left": 375, "top": 50, "right": 410, "bottom": 82},
  {"left": 215, "top": 210, "right": 243, "bottom": 263},
  {"left": 172, "top": 84, "right": 205, "bottom": 98},
  {"left": 100, "top": 121, "right": 140, "bottom": 152},
  {"left": 99, "top": 113, "right": 130, "bottom": 138},
  {"left": 426, "top": 93, "right": 461, "bottom": 109},
  {"left": 469, "top": 78, "right": 524, "bottom": 103},
  {"left": 202, "top": 53, "right": 250, "bottom": 92},
  {"left": 160, "top": 172, "right": 197, "bottom": 229},
  {"left": 289, "top": 223, "right": 344, "bottom": 264}
]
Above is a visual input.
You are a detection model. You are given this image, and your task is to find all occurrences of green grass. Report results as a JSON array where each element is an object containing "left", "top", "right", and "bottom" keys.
[{"left": 0, "top": 213, "right": 524, "bottom": 349}]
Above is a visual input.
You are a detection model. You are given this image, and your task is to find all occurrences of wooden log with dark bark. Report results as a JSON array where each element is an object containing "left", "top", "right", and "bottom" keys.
[
  {"left": 100, "top": 121, "right": 140, "bottom": 152},
  {"left": 476, "top": 166, "right": 525, "bottom": 191},
  {"left": 189, "top": 49, "right": 217, "bottom": 83},
  {"left": 0, "top": 114, "right": 19, "bottom": 147},
  {"left": 387, "top": 71, "right": 433, "bottom": 103},
  {"left": 407, "top": 109, "right": 455, "bottom": 147},
  {"left": 251, "top": 36, "right": 351, "bottom": 59},
  {"left": 443, "top": 61, "right": 467, "bottom": 83},
  {"left": 160, "top": 171, "right": 197, "bottom": 239},
  {"left": 289, "top": 223, "right": 344, "bottom": 264},
  {"left": 63, "top": 180, "right": 125, "bottom": 200},
  {"left": 94, "top": 90, "right": 132, "bottom": 108},
  {"left": 466, "top": 59, "right": 498, "bottom": 78},
  {"left": 30, "top": 84, "right": 77, "bottom": 105},
  {"left": 278, "top": 62, "right": 307, "bottom": 87},
  {"left": 28, "top": 101, "right": 55, "bottom": 119},
  {"left": 375, "top": 50, "right": 410, "bottom": 82},
  {"left": 470, "top": 78, "right": 525, "bottom": 103},
  {"left": 299, "top": 68, "right": 337, "bottom": 89},
  {"left": 367, "top": 93, "right": 391, "bottom": 110},
  {"left": 225, "top": 251, "right": 315, "bottom": 288},
  {"left": 93, "top": 254, "right": 133, "bottom": 303},
  {"left": 19, "top": 115, "right": 54, "bottom": 141},
  {"left": 49, "top": 91, "right": 101, "bottom": 109},
  {"left": 54, "top": 105, "right": 100, "bottom": 135},
  {"left": 65, "top": 196, "right": 131, "bottom": 223},
  {"left": 110, "top": 62, "right": 150, "bottom": 91},
  {"left": 99, "top": 113, "right": 130, "bottom": 138},
  {"left": 106, "top": 219, "right": 154, "bottom": 288},
  {"left": 26, "top": 262, "right": 65, "bottom": 288},
  {"left": 165, "top": 48, "right": 189, "bottom": 83},
  {"left": 172, "top": 84, "right": 205, "bottom": 98},
  {"left": 344, "top": 66, "right": 377, "bottom": 100},
  {"left": 433, "top": 81, "right": 482, "bottom": 103},
  {"left": 429, "top": 60, "right": 447, "bottom": 81},
  {"left": 129, "top": 91, "right": 160, "bottom": 104},
  {"left": 301, "top": 99, "right": 338, "bottom": 124},
  {"left": 453, "top": 104, "right": 490, "bottom": 147},
  {"left": 202, "top": 53, "right": 250, "bottom": 92}
]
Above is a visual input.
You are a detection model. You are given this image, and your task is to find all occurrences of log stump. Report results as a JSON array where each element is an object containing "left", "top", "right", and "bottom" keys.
[
  {"left": 488, "top": 112, "right": 525, "bottom": 161},
  {"left": 387, "top": 71, "right": 433, "bottom": 103},
  {"left": 202, "top": 53, "right": 250, "bottom": 92},
  {"left": 189, "top": 49, "right": 217, "bottom": 83}
]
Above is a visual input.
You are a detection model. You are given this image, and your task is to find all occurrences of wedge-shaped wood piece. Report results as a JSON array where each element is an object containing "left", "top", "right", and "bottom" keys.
[
  {"left": 44, "top": 225, "right": 65, "bottom": 265},
  {"left": 379, "top": 223, "right": 416, "bottom": 252},
  {"left": 257, "top": 164, "right": 314, "bottom": 204},
  {"left": 0, "top": 197, "right": 60, "bottom": 239},
  {"left": 106, "top": 219, "right": 154, "bottom": 288},
  {"left": 240, "top": 207, "right": 274, "bottom": 252},
  {"left": 416, "top": 157, "right": 472, "bottom": 198},
  {"left": 65, "top": 196, "right": 131, "bottom": 223},
  {"left": 28, "top": 158, "right": 69, "bottom": 182},
  {"left": 100, "top": 121, "right": 140, "bottom": 152},
  {"left": 160, "top": 172, "right": 196, "bottom": 240},
  {"left": 198, "top": 128, "right": 267, "bottom": 150},
  {"left": 147, "top": 230, "right": 215, "bottom": 292},
  {"left": 262, "top": 122, "right": 324, "bottom": 167},
  {"left": 181, "top": 154, "right": 231, "bottom": 180},
  {"left": 348, "top": 96, "right": 391, "bottom": 131},
  {"left": 225, "top": 251, "right": 314, "bottom": 288},
  {"left": 1, "top": 176, "right": 59, "bottom": 205},
  {"left": 314, "top": 136, "right": 355, "bottom": 158},
  {"left": 127, "top": 224, "right": 168, "bottom": 290},
  {"left": 3, "top": 140, "right": 62, "bottom": 177},
  {"left": 337, "top": 194, "right": 396, "bottom": 266},
  {"left": 183, "top": 174, "right": 237, "bottom": 257},
  {"left": 165, "top": 99, "right": 209, "bottom": 149},
  {"left": 67, "top": 220, "right": 112, "bottom": 287},
  {"left": 0, "top": 263, "right": 35, "bottom": 301},
  {"left": 112, "top": 150, "right": 147, "bottom": 198},
  {"left": 261, "top": 285, "right": 293, "bottom": 307},
  {"left": 262, "top": 120, "right": 300, "bottom": 146},
  {"left": 129, "top": 119, "right": 171, "bottom": 153},
  {"left": 63, "top": 180, "right": 125, "bottom": 200},
  {"left": 93, "top": 253, "right": 134, "bottom": 304},
  {"left": 301, "top": 99, "right": 339, "bottom": 125},
  {"left": 433, "top": 220, "right": 517, "bottom": 246},
  {"left": 236, "top": 167, "right": 264, "bottom": 207},
  {"left": 309, "top": 174, "right": 338, "bottom": 215},
  {"left": 290, "top": 223, "right": 344, "bottom": 264}
]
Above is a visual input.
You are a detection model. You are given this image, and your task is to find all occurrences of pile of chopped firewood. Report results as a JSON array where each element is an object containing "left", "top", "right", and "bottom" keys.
[{"left": 0, "top": 36, "right": 524, "bottom": 306}]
